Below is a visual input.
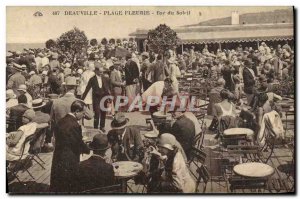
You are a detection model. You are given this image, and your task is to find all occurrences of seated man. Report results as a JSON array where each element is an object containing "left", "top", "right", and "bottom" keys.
[
  {"left": 170, "top": 110, "right": 195, "bottom": 161},
  {"left": 78, "top": 134, "right": 115, "bottom": 192},
  {"left": 107, "top": 112, "right": 144, "bottom": 162},
  {"left": 9, "top": 94, "right": 30, "bottom": 131},
  {"left": 207, "top": 78, "right": 225, "bottom": 116},
  {"left": 32, "top": 98, "right": 53, "bottom": 152}
]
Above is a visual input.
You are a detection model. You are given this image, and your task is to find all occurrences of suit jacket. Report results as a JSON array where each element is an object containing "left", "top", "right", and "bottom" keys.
[
  {"left": 124, "top": 60, "right": 139, "bottom": 85},
  {"left": 243, "top": 67, "right": 256, "bottom": 94},
  {"left": 51, "top": 93, "right": 93, "bottom": 126},
  {"left": 77, "top": 155, "right": 115, "bottom": 192},
  {"left": 107, "top": 126, "right": 144, "bottom": 162},
  {"left": 81, "top": 75, "right": 111, "bottom": 104},
  {"left": 171, "top": 115, "right": 195, "bottom": 160},
  {"left": 9, "top": 104, "right": 30, "bottom": 130},
  {"left": 110, "top": 70, "right": 123, "bottom": 96},
  {"left": 50, "top": 114, "right": 90, "bottom": 193}
]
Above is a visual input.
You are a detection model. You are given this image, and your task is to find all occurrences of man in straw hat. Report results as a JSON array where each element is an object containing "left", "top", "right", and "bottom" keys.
[
  {"left": 7, "top": 63, "right": 26, "bottom": 94},
  {"left": 107, "top": 112, "right": 143, "bottom": 162},
  {"left": 6, "top": 89, "right": 18, "bottom": 109},
  {"left": 81, "top": 65, "right": 111, "bottom": 132},
  {"left": 32, "top": 98, "right": 53, "bottom": 152},
  {"left": 243, "top": 59, "right": 256, "bottom": 105},
  {"left": 77, "top": 134, "right": 115, "bottom": 192}
]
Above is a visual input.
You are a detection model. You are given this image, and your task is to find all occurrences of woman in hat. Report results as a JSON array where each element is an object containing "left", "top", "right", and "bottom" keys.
[{"left": 149, "top": 133, "right": 195, "bottom": 193}]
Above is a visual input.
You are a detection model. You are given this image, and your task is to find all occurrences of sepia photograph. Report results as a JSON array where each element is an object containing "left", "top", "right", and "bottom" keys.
[{"left": 5, "top": 6, "right": 295, "bottom": 194}]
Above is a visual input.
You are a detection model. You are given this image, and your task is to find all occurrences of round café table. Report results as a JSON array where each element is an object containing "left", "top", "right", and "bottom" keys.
[
  {"left": 233, "top": 162, "right": 275, "bottom": 178},
  {"left": 153, "top": 111, "right": 171, "bottom": 119},
  {"left": 224, "top": 128, "right": 254, "bottom": 137},
  {"left": 113, "top": 161, "right": 143, "bottom": 193}
]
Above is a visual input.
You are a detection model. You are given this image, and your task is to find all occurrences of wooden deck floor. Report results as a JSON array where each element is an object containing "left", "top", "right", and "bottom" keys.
[{"left": 7, "top": 112, "right": 295, "bottom": 194}]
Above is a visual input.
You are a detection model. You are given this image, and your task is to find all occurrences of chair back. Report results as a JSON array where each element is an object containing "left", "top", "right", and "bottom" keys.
[
  {"left": 18, "top": 134, "right": 35, "bottom": 161},
  {"left": 29, "top": 126, "right": 48, "bottom": 154},
  {"left": 82, "top": 184, "right": 122, "bottom": 193},
  {"left": 188, "top": 147, "right": 207, "bottom": 165}
]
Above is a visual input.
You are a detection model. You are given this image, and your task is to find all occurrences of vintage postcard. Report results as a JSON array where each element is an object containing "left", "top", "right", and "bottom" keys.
[{"left": 6, "top": 6, "right": 295, "bottom": 194}]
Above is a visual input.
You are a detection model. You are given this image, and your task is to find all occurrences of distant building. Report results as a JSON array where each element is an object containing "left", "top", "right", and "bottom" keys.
[{"left": 129, "top": 9, "right": 294, "bottom": 53}]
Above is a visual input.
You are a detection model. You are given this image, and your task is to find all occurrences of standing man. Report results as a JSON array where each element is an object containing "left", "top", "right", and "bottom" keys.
[
  {"left": 140, "top": 52, "right": 152, "bottom": 92},
  {"left": 110, "top": 61, "right": 125, "bottom": 112},
  {"left": 82, "top": 66, "right": 111, "bottom": 132},
  {"left": 243, "top": 59, "right": 256, "bottom": 106},
  {"left": 50, "top": 100, "right": 90, "bottom": 193},
  {"left": 124, "top": 54, "right": 139, "bottom": 109},
  {"left": 152, "top": 54, "right": 167, "bottom": 82}
]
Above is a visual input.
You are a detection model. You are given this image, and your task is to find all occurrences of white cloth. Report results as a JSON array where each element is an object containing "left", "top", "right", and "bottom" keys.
[
  {"left": 169, "top": 151, "right": 196, "bottom": 193},
  {"left": 141, "top": 81, "right": 164, "bottom": 103},
  {"left": 7, "top": 122, "right": 37, "bottom": 161},
  {"left": 80, "top": 70, "right": 95, "bottom": 104},
  {"left": 41, "top": 57, "right": 49, "bottom": 67},
  {"left": 257, "top": 110, "right": 284, "bottom": 146},
  {"left": 25, "top": 92, "right": 33, "bottom": 108}
]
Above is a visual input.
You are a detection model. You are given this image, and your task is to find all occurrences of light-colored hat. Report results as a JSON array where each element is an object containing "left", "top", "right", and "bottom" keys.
[
  {"left": 141, "top": 52, "right": 149, "bottom": 58},
  {"left": 15, "top": 51, "right": 21, "bottom": 56},
  {"left": 63, "top": 76, "right": 78, "bottom": 86},
  {"left": 157, "top": 133, "right": 178, "bottom": 151},
  {"left": 38, "top": 52, "right": 44, "bottom": 57},
  {"left": 111, "top": 112, "right": 129, "bottom": 129},
  {"left": 17, "top": 84, "right": 27, "bottom": 92},
  {"left": 42, "top": 70, "right": 48, "bottom": 76},
  {"left": 65, "top": 63, "right": 71, "bottom": 68},
  {"left": 6, "top": 52, "right": 13, "bottom": 57},
  {"left": 144, "top": 131, "right": 159, "bottom": 139},
  {"left": 29, "top": 71, "right": 36, "bottom": 75},
  {"left": 77, "top": 69, "right": 83, "bottom": 74},
  {"left": 32, "top": 98, "right": 46, "bottom": 109},
  {"left": 21, "top": 65, "right": 27, "bottom": 71},
  {"left": 6, "top": 89, "right": 16, "bottom": 100},
  {"left": 12, "top": 63, "right": 23, "bottom": 71}
]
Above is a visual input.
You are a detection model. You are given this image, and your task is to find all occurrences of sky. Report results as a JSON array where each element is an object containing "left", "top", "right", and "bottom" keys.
[{"left": 6, "top": 6, "right": 292, "bottom": 43}]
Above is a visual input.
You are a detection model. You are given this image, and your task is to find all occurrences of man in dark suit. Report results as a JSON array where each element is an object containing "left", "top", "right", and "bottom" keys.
[
  {"left": 82, "top": 65, "right": 111, "bottom": 132},
  {"left": 78, "top": 134, "right": 115, "bottom": 192},
  {"left": 170, "top": 111, "right": 195, "bottom": 161},
  {"left": 107, "top": 112, "right": 144, "bottom": 162},
  {"left": 9, "top": 94, "right": 30, "bottom": 131},
  {"left": 124, "top": 54, "right": 139, "bottom": 109},
  {"left": 50, "top": 100, "right": 90, "bottom": 193},
  {"left": 243, "top": 59, "right": 256, "bottom": 106}
]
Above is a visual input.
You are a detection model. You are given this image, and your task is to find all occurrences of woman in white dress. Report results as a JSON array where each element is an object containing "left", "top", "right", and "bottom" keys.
[{"left": 79, "top": 62, "right": 95, "bottom": 108}]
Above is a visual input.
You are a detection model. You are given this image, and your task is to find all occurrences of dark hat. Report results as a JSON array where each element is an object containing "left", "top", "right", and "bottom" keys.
[
  {"left": 111, "top": 112, "right": 129, "bottom": 129},
  {"left": 88, "top": 134, "right": 110, "bottom": 151}
]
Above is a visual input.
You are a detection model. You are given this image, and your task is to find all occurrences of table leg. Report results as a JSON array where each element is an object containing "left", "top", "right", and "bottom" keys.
[{"left": 121, "top": 179, "right": 127, "bottom": 193}]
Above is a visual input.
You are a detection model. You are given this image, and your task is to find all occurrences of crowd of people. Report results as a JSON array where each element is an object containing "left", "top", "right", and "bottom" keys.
[{"left": 6, "top": 38, "right": 294, "bottom": 193}]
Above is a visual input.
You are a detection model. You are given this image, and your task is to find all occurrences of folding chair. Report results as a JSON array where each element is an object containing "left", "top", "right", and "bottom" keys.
[
  {"left": 7, "top": 134, "right": 36, "bottom": 183},
  {"left": 195, "top": 165, "right": 210, "bottom": 193},
  {"left": 28, "top": 126, "right": 49, "bottom": 169},
  {"left": 228, "top": 175, "right": 268, "bottom": 193},
  {"left": 81, "top": 184, "right": 122, "bottom": 193}
]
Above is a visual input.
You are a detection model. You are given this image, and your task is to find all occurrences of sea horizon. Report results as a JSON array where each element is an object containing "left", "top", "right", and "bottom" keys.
[{"left": 6, "top": 42, "right": 45, "bottom": 52}]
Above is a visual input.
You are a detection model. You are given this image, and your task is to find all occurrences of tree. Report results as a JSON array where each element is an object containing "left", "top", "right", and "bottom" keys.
[
  {"left": 147, "top": 24, "right": 180, "bottom": 55},
  {"left": 45, "top": 39, "right": 57, "bottom": 49},
  {"left": 56, "top": 27, "right": 88, "bottom": 64}
]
